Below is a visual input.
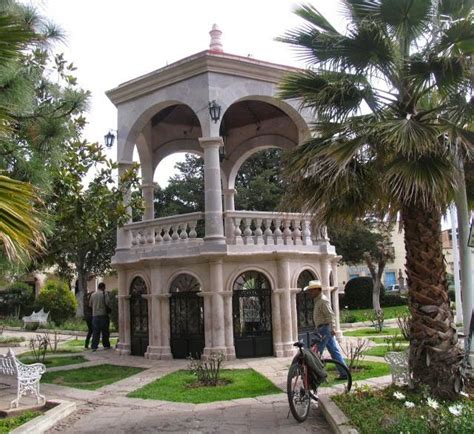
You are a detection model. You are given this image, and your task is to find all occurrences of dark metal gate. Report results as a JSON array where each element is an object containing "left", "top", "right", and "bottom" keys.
[
  {"left": 232, "top": 271, "right": 273, "bottom": 358},
  {"left": 169, "top": 274, "right": 204, "bottom": 359},
  {"left": 130, "top": 277, "right": 149, "bottom": 356},
  {"left": 296, "top": 270, "right": 316, "bottom": 348}
]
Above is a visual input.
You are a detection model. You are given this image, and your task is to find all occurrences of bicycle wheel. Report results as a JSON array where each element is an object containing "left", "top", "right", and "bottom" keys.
[
  {"left": 322, "top": 358, "right": 352, "bottom": 392},
  {"left": 287, "top": 362, "right": 311, "bottom": 422}
]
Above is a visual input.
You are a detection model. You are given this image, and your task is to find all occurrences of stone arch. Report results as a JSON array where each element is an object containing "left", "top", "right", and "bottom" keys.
[
  {"left": 166, "top": 270, "right": 204, "bottom": 293},
  {"left": 295, "top": 268, "right": 317, "bottom": 348},
  {"left": 226, "top": 265, "right": 276, "bottom": 293},
  {"left": 127, "top": 273, "right": 151, "bottom": 294},
  {"left": 291, "top": 265, "right": 320, "bottom": 288}
]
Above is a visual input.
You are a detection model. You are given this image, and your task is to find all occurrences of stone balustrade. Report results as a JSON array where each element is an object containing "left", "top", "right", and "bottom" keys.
[
  {"left": 224, "top": 211, "right": 328, "bottom": 246},
  {"left": 124, "top": 212, "right": 205, "bottom": 247}
]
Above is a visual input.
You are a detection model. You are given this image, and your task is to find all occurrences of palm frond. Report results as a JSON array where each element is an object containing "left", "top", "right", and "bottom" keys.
[
  {"left": 438, "top": 0, "right": 474, "bottom": 21},
  {"left": 437, "top": 18, "right": 474, "bottom": 55}
]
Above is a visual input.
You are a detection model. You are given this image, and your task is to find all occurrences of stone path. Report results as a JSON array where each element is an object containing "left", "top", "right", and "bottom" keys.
[{"left": 39, "top": 350, "right": 333, "bottom": 433}]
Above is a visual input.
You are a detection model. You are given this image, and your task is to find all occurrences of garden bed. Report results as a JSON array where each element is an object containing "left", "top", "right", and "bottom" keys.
[
  {"left": 127, "top": 369, "right": 281, "bottom": 404},
  {"left": 19, "top": 355, "right": 87, "bottom": 368},
  {"left": 362, "top": 345, "right": 408, "bottom": 358},
  {"left": 344, "top": 327, "right": 401, "bottom": 337},
  {"left": 0, "top": 411, "right": 41, "bottom": 433},
  {"left": 332, "top": 384, "right": 474, "bottom": 434}
]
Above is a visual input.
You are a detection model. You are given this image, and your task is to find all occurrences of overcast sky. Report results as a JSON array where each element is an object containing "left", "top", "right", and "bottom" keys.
[{"left": 34, "top": 0, "right": 344, "bottom": 185}]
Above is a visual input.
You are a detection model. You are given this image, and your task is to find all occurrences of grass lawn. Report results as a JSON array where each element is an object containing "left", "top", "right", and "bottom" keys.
[
  {"left": 128, "top": 369, "right": 281, "bottom": 404},
  {"left": 63, "top": 337, "right": 118, "bottom": 348},
  {"left": 0, "top": 336, "right": 25, "bottom": 345},
  {"left": 333, "top": 384, "right": 473, "bottom": 434},
  {"left": 19, "top": 355, "right": 87, "bottom": 368},
  {"left": 0, "top": 411, "right": 41, "bottom": 434},
  {"left": 344, "top": 327, "right": 401, "bottom": 337},
  {"left": 41, "top": 364, "right": 144, "bottom": 390},
  {"left": 332, "top": 360, "right": 390, "bottom": 385},
  {"left": 362, "top": 345, "right": 408, "bottom": 358},
  {"left": 341, "top": 305, "right": 409, "bottom": 323},
  {"left": 19, "top": 347, "right": 81, "bottom": 357},
  {"left": 370, "top": 335, "right": 407, "bottom": 344}
]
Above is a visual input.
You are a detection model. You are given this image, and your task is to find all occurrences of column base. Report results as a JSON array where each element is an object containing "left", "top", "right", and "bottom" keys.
[
  {"left": 226, "top": 346, "right": 236, "bottom": 360},
  {"left": 157, "top": 346, "right": 173, "bottom": 360},
  {"left": 273, "top": 342, "right": 284, "bottom": 358},
  {"left": 116, "top": 342, "right": 130, "bottom": 355},
  {"left": 281, "top": 342, "right": 296, "bottom": 357},
  {"left": 145, "top": 346, "right": 162, "bottom": 360}
]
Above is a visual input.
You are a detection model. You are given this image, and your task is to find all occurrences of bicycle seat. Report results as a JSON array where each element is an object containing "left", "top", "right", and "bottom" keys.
[{"left": 293, "top": 341, "right": 304, "bottom": 348}]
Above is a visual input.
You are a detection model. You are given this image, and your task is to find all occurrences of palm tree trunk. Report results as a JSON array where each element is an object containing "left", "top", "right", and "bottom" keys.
[{"left": 402, "top": 205, "right": 464, "bottom": 399}]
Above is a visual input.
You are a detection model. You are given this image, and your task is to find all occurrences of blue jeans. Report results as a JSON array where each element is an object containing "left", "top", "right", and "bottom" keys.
[
  {"left": 316, "top": 324, "right": 348, "bottom": 377},
  {"left": 91, "top": 315, "right": 110, "bottom": 350}
]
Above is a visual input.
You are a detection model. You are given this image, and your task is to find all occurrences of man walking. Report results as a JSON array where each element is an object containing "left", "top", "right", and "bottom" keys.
[
  {"left": 89, "top": 282, "right": 111, "bottom": 351},
  {"left": 83, "top": 289, "right": 93, "bottom": 349},
  {"left": 304, "top": 279, "right": 348, "bottom": 379}
]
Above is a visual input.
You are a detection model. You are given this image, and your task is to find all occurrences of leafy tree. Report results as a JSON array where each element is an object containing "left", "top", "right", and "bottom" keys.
[
  {"left": 41, "top": 140, "right": 141, "bottom": 315},
  {"left": 36, "top": 279, "right": 77, "bottom": 325},
  {"left": 279, "top": 0, "right": 473, "bottom": 397},
  {"left": 0, "top": 281, "right": 33, "bottom": 317}
]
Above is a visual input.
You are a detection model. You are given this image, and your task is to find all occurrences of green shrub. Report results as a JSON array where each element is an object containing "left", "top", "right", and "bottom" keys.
[
  {"left": 36, "top": 279, "right": 77, "bottom": 325},
  {"left": 342, "top": 277, "right": 385, "bottom": 309},
  {"left": 108, "top": 289, "right": 119, "bottom": 330},
  {"left": 381, "top": 294, "right": 408, "bottom": 307},
  {"left": 448, "top": 289, "right": 455, "bottom": 302},
  {"left": 0, "top": 282, "right": 34, "bottom": 318}
]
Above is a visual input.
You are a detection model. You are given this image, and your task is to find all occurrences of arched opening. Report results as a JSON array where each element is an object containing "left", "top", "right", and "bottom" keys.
[
  {"left": 232, "top": 271, "right": 273, "bottom": 358},
  {"left": 169, "top": 273, "right": 204, "bottom": 359},
  {"left": 129, "top": 277, "right": 149, "bottom": 356},
  {"left": 296, "top": 270, "right": 317, "bottom": 348}
]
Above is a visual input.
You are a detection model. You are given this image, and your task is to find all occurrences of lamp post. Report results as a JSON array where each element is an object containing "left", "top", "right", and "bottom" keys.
[{"left": 104, "top": 130, "right": 116, "bottom": 148}]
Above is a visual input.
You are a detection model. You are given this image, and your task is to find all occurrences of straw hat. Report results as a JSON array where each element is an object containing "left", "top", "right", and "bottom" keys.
[{"left": 303, "top": 280, "right": 322, "bottom": 291}]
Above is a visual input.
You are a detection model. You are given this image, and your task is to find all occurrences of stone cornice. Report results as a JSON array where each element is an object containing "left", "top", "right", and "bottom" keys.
[{"left": 106, "top": 51, "right": 300, "bottom": 106}]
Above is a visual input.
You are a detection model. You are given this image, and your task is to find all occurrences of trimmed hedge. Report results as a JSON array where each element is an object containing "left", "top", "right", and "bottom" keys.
[
  {"left": 382, "top": 294, "right": 408, "bottom": 307},
  {"left": 340, "top": 277, "right": 386, "bottom": 309}
]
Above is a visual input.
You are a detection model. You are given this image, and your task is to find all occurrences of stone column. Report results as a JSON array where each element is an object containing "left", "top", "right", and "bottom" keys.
[
  {"left": 116, "top": 269, "right": 130, "bottom": 355},
  {"left": 271, "top": 289, "right": 283, "bottom": 357},
  {"left": 210, "top": 260, "right": 226, "bottom": 353},
  {"left": 222, "top": 291, "right": 236, "bottom": 359},
  {"left": 116, "top": 161, "right": 134, "bottom": 251},
  {"left": 223, "top": 188, "right": 236, "bottom": 240},
  {"left": 199, "top": 137, "right": 225, "bottom": 243},
  {"left": 277, "top": 258, "right": 294, "bottom": 356},
  {"left": 199, "top": 292, "right": 214, "bottom": 359},
  {"left": 331, "top": 259, "right": 343, "bottom": 340},
  {"left": 290, "top": 289, "right": 299, "bottom": 341},
  {"left": 141, "top": 183, "right": 155, "bottom": 220},
  {"left": 145, "top": 267, "right": 162, "bottom": 359},
  {"left": 157, "top": 294, "right": 172, "bottom": 359},
  {"left": 320, "top": 257, "right": 331, "bottom": 297}
]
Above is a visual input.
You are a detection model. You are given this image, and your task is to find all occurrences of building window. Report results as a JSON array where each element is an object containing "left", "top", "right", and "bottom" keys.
[{"left": 385, "top": 271, "right": 396, "bottom": 287}]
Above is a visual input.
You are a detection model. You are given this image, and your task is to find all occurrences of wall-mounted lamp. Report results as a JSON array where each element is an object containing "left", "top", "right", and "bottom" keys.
[
  {"left": 208, "top": 100, "right": 221, "bottom": 123},
  {"left": 104, "top": 130, "right": 116, "bottom": 148}
]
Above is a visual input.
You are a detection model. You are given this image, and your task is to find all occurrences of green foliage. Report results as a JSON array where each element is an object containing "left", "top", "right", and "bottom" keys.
[
  {"left": 19, "top": 355, "right": 86, "bottom": 368},
  {"left": 0, "top": 281, "right": 33, "bottom": 317},
  {"left": 127, "top": 369, "right": 281, "bottom": 403},
  {"left": 36, "top": 279, "right": 76, "bottom": 324},
  {"left": 42, "top": 364, "right": 144, "bottom": 390},
  {"left": 344, "top": 327, "right": 401, "bottom": 337},
  {"left": 342, "top": 277, "right": 385, "bottom": 309},
  {"left": 382, "top": 294, "right": 408, "bottom": 307},
  {"left": 0, "top": 411, "right": 41, "bottom": 433},
  {"left": 340, "top": 305, "right": 409, "bottom": 323}
]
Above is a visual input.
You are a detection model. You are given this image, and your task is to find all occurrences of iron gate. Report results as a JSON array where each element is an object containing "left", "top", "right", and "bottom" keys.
[
  {"left": 169, "top": 274, "right": 204, "bottom": 359},
  {"left": 296, "top": 270, "right": 316, "bottom": 348},
  {"left": 130, "top": 277, "right": 149, "bottom": 356},
  {"left": 232, "top": 271, "right": 273, "bottom": 358}
]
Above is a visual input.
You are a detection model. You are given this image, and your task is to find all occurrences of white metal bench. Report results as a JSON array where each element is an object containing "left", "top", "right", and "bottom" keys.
[
  {"left": 384, "top": 348, "right": 412, "bottom": 387},
  {"left": 22, "top": 308, "right": 49, "bottom": 326},
  {"left": 0, "top": 348, "right": 46, "bottom": 408}
]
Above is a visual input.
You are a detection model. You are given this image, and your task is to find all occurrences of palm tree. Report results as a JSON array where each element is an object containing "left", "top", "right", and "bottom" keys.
[
  {"left": 279, "top": 0, "right": 473, "bottom": 398},
  {"left": 0, "top": 1, "right": 46, "bottom": 261}
]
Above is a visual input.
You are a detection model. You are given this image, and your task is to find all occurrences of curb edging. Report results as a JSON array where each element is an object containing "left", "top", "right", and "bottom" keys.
[
  {"left": 318, "top": 395, "right": 358, "bottom": 434},
  {"left": 10, "top": 400, "right": 76, "bottom": 434}
]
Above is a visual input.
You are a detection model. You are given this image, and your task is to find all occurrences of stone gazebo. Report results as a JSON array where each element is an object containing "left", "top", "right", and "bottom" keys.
[{"left": 107, "top": 26, "right": 341, "bottom": 360}]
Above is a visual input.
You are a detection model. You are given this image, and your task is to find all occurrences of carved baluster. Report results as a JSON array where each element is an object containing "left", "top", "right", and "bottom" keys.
[
  {"left": 171, "top": 225, "right": 180, "bottom": 241},
  {"left": 163, "top": 226, "right": 172, "bottom": 242},
  {"left": 282, "top": 219, "right": 292, "bottom": 245},
  {"left": 131, "top": 230, "right": 138, "bottom": 246},
  {"left": 243, "top": 218, "right": 253, "bottom": 245},
  {"left": 180, "top": 223, "right": 189, "bottom": 240},
  {"left": 301, "top": 219, "right": 312, "bottom": 245},
  {"left": 233, "top": 217, "right": 243, "bottom": 245},
  {"left": 274, "top": 218, "right": 284, "bottom": 245},
  {"left": 189, "top": 221, "right": 198, "bottom": 239},
  {"left": 138, "top": 230, "right": 146, "bottom": 244},
  {"left": 155, "top": 226, "right": 163, "bottom": 244},
  {"left": 146, "top": 227, "right": 154, "bottom": 244},
  {"left": 254, "top": 218, "right": 264, "bottom": 245},
  {"left": 262, "top": 219, "right": 273, "bottom": 245},
  {"left": 292, "top": 219, "right": 302, "bottom": 245}
]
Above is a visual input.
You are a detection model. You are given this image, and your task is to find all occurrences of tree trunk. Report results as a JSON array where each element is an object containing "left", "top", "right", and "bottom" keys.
[
  {"left": 402, "top": 205, "right": 464, "bottom": 399},
  {"left": 372, "top": 276, "right": 382, "bottom": 313},
  {"left": 364, "top": 253, "right": 383, "bottom": 314},
  {"left": 76, "top": 270, "right": 89, "bottom": 318}
]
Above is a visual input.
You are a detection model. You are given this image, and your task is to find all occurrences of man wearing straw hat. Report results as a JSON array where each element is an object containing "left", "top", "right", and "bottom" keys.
[{"left": 304, "top": 279, "right": 348, "bottom": 379}]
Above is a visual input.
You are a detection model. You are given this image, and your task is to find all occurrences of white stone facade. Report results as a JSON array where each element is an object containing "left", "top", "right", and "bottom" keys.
[{"left": 107, "top": 41, "right": 340, "bottom": 359}]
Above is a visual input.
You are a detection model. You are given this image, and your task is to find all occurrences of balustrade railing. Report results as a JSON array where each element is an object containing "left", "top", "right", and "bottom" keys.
[
  {"left": 224, "top": 211, "right": 328, "bottom": 246},
  {"left": 124, "top": 212, "right": 204, "bottom": 247}
]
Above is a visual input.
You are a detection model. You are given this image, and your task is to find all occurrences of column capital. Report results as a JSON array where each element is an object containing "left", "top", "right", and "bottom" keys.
[
  {"left": 223, "top": 188, "right": 236, "bottom": 196},
  {"left": 141, "top": 183, "right": 156, "bottom": 189},
  {"left": 117, "top": 160, "right": 135, "bottom": 167},
  {"left": 199, "top": 137, "right": 224, "bottom": 149}
]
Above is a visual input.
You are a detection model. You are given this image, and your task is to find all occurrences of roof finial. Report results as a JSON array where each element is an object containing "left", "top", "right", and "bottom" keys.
[{"left": 209, "top": 24, "right": 223, "bottom": 53}]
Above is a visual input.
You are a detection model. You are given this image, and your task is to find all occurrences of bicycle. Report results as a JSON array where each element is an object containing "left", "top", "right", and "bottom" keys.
[{"left": 287, "top": 333, "right": 352, "bottom": 422}]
